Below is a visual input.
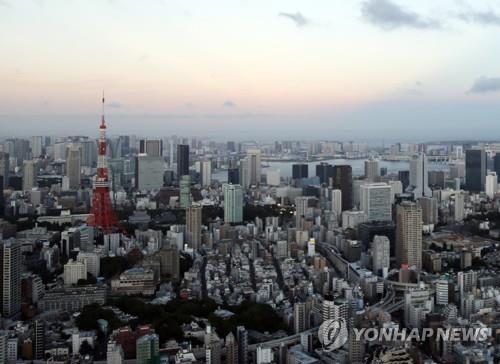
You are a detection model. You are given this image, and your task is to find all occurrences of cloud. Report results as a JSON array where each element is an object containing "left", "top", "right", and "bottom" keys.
[
  {"left": 468, "top": 76, "right": 500, "bottom": 94},
  {"left": 223, "top": 100, "right": 236, "bottom": 108},
  {"left": 278, "top": 12, "right": 311, "bottom": 27},
  {"left": 0, "top": 0, "right": 11, "bottom": 7},
  {"left": 107, "top": 101, "right": 122, "bottom": 108},
  {"left": 458, "top": 10, "right": 500, "bottom": 26},
  {"left": 400, "top": 81, "right": 423, "bottom": 96},
  {"left": 137, "top": 54, "right": 149, "bottom": 63},
  {"left": 361, "top": 0, "right": 441, "bottom": 30}
]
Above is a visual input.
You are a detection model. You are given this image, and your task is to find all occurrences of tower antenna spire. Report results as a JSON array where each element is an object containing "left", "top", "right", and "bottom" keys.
[{"left": 101, "top": 90, "right": 106, "bottom": 127}]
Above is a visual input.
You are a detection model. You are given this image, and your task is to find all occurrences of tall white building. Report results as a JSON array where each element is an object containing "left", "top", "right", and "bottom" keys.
[
  {"left": 360, "top": 183, "right": 392, "bottom": 222},
  {"left": 223, "top": 184, "right": 243, "bottom": 223},
  {"left": 407, "top": 153, "right": 431, "bottom": 199},
  {"left": 31, "top": 136, "right": 43, "bottom": 157},
  {"left": 454, "top": 191, "right": 465, "bottom": 222},
  {"left": 63, "top": 259, "right": 87, "bottom": 285},
  {"left": 77, "top": 252, "right": 101, "bottom": 278},
  {"left": 372, "top": 235, "right": 390, "bottom": 278},
  {"left": 330, "top": 189, "right": 342, "bottom": 217},
  {"left": 485, "top": 171, "right": 498, "bottom": 199},
  {"left": 364, "top": 159, "right": 380, "bottom": 180},
  {"left": 200, "top": 160, "right": 212, "bottom": 187}
]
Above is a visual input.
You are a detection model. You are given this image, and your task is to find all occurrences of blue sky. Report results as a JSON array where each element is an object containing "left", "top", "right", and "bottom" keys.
[{"left": 1, "top": 0, "right": 500, "bottom": 140}]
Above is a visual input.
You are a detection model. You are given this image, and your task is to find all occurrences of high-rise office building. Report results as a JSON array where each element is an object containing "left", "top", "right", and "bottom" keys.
[
  {"left": 372, "top": 235, "right": 390, "bottom": 277},
  {"left": 418, "top": 197, "right": 438, "bottom": 225},
  {"left": 454, "top": 191, "right": 465, "bottom": 222},
  {"left": 179, "top": 175, "right": 191, "bottom": 208},
  {"left": 200, "top": 160, "right": 212, "bottom": 187},
  {"left": 30, "top": 136, "right": 43, "bottom": 158},
  {"left": 407, "top": 153, "right": 431, "bottom": 199},
  {"left": 34, "top": 320, "right": 45, "bottom": 360},
  {"left": 81, "top": 140, "right": 97, "bottom": 167},
  {"left": 0, "top": 152, "right": 9, "bottom": 189},
  {"left": 295, "top": 196, "right": 315, "bottom": 229},
  {"left": 485, "top": 171, "right": 498, "bottom": 199},
  {"left": 465, "top": 149, "right": 486, "bottom": 192},
  {"left": 158, "top": 245, "right": 180, "bottom": 281},
  {"left": 292, "top": 164, "right": 308, "bottom": 179},
  {"left": 139, "top": 139, "right": 163, "bottom": 157},
  {"left": 0, "top": 240, "right": 21, "bottom": 318},
  {"left": 136, "top": 334, "right": 160, "bottom": 364},
  {"left": 223, "top": 184, "right": 243, "bottom": 223},
  {"left": 23, "top": 160, "right": 37, "bottom": 192},
  {"left": 186, "top": 205, "right": 202, "bottom": 250},
  {"left": 293, "top": 302, "right": 310, "bottom": 333},
  {"left": 228, "top": 167, "right": 240, "bottom": 185},
  {"left": 236, "top": 326, "right": 248, "bottom": 364},
  {"left": 398, "top": 170, "right": 410, "bottom": 191},
  {"left": 225, "top": 332, "right": 238, "bottom": 364},
  {"left": 396, "top": 201, "right": 422, "bottom": 270},
  {"left": 364, "top": 159, "right": 380, "bottom": 181},
  {"left": 360, "top": 183, "right": 392, "bottom": 222},
  {"left": 333, "top": 165, "right": 352, "bottom": 210},
  {"left": 66, "top": 145, "right": 81, "bottom": 189},
  {"left": 494, "top": 153, "right": 500, "bottom": 178},
  {"left": 246, "top": 149, "right": 261, "bottom": 186},
  {"left": 177, "top": 144, "right": 190, "bottom": 178},
  {"left": 316, "top": 162, "right": 334, "bottom": 185},
  {"left": 135, "top": 155, "right": 164, "bottom": 191},
  {"left": 330, "top": 189, "right": 342, "bottom": 217}
]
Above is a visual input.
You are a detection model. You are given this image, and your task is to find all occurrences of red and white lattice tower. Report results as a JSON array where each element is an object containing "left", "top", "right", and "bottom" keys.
[{"left": 87, "top": 95, "right": 119, "bottom": 233}]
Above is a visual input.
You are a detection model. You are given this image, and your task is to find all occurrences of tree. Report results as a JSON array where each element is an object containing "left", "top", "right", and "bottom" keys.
[{"left": 79, "top": 340, "right": 93, "bottom": 357}]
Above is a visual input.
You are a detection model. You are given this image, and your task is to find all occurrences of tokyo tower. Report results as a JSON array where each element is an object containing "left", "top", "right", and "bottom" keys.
[{"left": 87, "top": 95, "right": 119, "bottom": 233}]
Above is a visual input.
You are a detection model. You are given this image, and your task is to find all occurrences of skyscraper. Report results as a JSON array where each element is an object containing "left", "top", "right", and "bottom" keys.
[
  {"left": 225, "top": 332, "right": 238, "bottom": 364},
  {"left": 246, "top": 149, "right": 261, "bottom": 186},
  {"left": 200, "top": 160, "right": 212, "bottom": 187},
  {"left": 407, "top": 153, "right": 431, "bottom": 199},
  {"left": 333, "top": 165, "right": 352, "bottom": 210},
  {"left": 30, "top": 136, "right": 43, "bottom": 158},
  {"left": 66, "top": 145, "right": 82, "bottom": 189},
  {"left": 177, "top": 144, "right": 190, "bottom": 178},
  {"left": 228, "top": 167, "right": 240, "bottom": 185},
  {"left": 360, "top": 183, "right": 392, "bottom": 222},
  {"left": 396, "top": 201, "right": 422, "bottom": 270},
  {"left": 158, "top": 245, "right": 180, "bottom": 281},
  {"left": 0, "top": 152, "right": 10, "bottom": 189},
  {"left": 223, "top": 184, "right": 243, "bottom": 223},
  {"left": 292, "top": 164, "right": 308, "bottom": 179},
  {"left": 139, "top": 139, "right": 163, "bottom": 157},
  {"left": 179, "top": 175, "right": 191, "bottom": 208},
  {"left": 135, "top": 155, "right": 164, "bottom": 191},
  {"left": 0, "top": 240, "right": 21, "bottom": 318},
  {"left": 23, "top": 160, "right": 37, "bottom": 192},
  {"left": 315, "top": 162, "right": 334, "bottom": 185},
  {"left": 236, "top": 326, "right": 248, "bottom": 364},
  {"left": 372, "top": 235, "right": 390, "bottom": 277},
  {"left": 494, "top": 153, "right": 500, "bottom": 177},
  {"left": 465, "top": 149, "right": 486, "bottom": 192},
  {"left": 186, "top": 205, "right": 202, "bottom": 250},
  {"left": 485, "top": 171, "right": 498, "bottom": 199},
  {"left": 364, "top": 159, "right": 380, "bottom": 181}
]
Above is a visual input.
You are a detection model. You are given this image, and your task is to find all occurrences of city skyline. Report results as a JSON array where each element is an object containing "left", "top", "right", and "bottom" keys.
[{"left": 2, "top": 0, "right": 500, "bottom": 139}]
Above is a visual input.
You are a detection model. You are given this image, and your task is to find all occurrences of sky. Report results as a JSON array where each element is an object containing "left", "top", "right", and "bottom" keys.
[{"left": 1, "top": 0, "right": 500, "bottom": 140}]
